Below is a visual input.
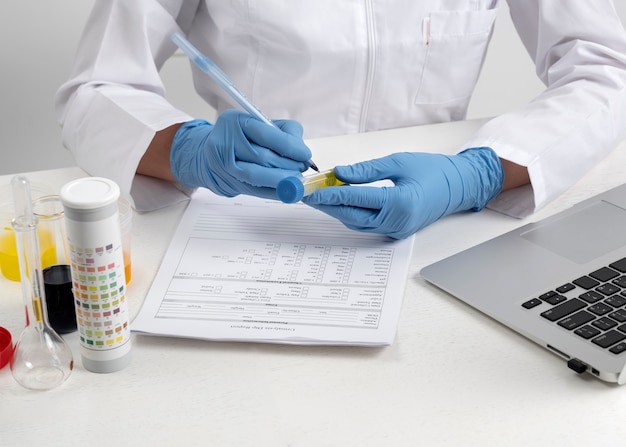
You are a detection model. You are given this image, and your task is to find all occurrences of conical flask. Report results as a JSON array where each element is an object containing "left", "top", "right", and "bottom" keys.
[{"left": 10, "top": 176, "right": 73, "bottom": 390}]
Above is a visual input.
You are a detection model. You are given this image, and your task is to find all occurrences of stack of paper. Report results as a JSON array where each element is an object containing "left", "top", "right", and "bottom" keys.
[{"left": 132, "top": 189, "right": 414, "bottom": 346}]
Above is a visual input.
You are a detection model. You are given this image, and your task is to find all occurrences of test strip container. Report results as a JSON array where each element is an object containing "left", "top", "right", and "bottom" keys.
[{"left": 60, "top": 177, "right": 132, "bottom": 373}]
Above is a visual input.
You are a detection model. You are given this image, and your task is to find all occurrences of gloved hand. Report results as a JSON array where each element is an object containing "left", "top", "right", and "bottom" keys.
[
  {"left": 170, "top": 110, "right": 312, "bottom": 199},
  {"left": 302, "top": 147, "right": 504, "bottom": 239}
]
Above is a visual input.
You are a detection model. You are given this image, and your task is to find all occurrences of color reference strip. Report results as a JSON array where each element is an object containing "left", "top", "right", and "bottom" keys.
[{"left": 70, "top": 242, "right": 130, "bottom": 350}]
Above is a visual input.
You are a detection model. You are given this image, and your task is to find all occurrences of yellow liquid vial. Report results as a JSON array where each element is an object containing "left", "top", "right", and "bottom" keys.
[
  {"left": 0, "top": 227, "right": 57, "bottom": 281},
  {"left": 0, "top": 227, "right": 19, "bottom": 281},
  {"left": 124, "top": 250, "right": 131, "bottom": 285},
  {"left": 277, "top": 169, "right": 345, "bottom": 203}
]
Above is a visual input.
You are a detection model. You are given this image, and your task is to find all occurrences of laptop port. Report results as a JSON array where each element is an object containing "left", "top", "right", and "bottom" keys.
[{"left": 547, "top": 344, "right": 570, "bottom": 359}]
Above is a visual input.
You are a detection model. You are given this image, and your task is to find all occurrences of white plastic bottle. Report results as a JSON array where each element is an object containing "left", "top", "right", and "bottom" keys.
[{"left": 60, "top": 177, "right": 132, "bottom": 373}]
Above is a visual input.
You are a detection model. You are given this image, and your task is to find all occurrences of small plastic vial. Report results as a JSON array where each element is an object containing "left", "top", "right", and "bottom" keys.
[
  {"left": 60, "top": 177, "right": 132, "bottom": 373},
  {"left": 277, "top": 169, "right": 345, "bottom": 203}
]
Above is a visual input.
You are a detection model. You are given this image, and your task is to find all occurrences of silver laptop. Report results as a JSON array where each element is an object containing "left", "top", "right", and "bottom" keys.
[{"left": 420, "top": 183, "right": 626, "bottom": 384}]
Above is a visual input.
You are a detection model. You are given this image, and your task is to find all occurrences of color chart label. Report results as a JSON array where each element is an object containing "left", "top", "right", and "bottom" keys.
[{"left": 69, "top": 240, "right": 130, "bottom": 351}]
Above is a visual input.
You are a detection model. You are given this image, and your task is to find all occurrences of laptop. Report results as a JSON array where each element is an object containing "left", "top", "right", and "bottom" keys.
[{"left": 420, "top": 183, "right": 626, "bottom": 384}]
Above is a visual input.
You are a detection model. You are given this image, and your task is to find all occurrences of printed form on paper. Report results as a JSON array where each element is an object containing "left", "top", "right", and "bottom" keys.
[{"left": 132, "top": 189, "right": 415, "bottom": 346}]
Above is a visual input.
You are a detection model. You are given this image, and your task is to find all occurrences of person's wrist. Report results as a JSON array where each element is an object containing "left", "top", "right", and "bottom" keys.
[
  {"left": 170, "top": 119, "right": 214, "bottom": 189},
  {"left": 451, "top": 147, "right": 504, "bottom": 212}
]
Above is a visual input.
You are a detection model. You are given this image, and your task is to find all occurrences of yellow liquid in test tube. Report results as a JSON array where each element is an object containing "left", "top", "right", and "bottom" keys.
[
  {"left": 277, "top": 169, "right": 345, "bottom": 203},
  {"left": 302, "top": 170, "right": 345, "bottom": 196}
]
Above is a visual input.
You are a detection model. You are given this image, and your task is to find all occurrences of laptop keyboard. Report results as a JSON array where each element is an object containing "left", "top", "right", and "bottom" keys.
[{"left": 522, "top": 256, "right": 626, "bottom": 355}]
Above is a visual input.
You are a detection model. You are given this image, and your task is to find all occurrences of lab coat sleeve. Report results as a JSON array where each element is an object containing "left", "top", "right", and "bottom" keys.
[
  {"left": 54, "top": 0, "right": 201, "bottom": 211},
  {"left": 462, "top": 1, "right": 626, "bottom": 218}
]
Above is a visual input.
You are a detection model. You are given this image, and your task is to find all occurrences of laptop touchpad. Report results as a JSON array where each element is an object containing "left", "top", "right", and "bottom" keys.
[{"left": 521, "top": 200, "right": 626, "bottom": 264}]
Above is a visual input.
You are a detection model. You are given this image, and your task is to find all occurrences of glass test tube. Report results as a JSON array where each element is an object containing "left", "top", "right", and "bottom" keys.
[
  {"left": 277, "top": 169, "right": 345, "bottom": 204},
  {"left": 10, "top": 176, "right": 73, "bottom": 390}
]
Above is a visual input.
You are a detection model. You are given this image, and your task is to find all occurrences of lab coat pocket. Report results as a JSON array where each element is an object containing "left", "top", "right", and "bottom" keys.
[{"left": 415, "top": 7, "right": 497, "bottom": 105}]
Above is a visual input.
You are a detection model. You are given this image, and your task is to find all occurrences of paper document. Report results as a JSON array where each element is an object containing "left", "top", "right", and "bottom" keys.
[{"left": 132, "top": 189, "right": 414, "bottom": 345}]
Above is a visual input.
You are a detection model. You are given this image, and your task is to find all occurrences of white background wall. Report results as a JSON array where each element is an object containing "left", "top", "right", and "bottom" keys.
[{"left": 2, "top": 2, "right": 626, "bottom": 175}]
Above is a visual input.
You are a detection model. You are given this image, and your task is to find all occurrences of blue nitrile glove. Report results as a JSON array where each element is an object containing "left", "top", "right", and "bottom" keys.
[
  {"left": 302, "top": 147, "right": 504, "bottom": 239},
  {"left": 170, "top": 110, "right": 312, "bottom": 199}
]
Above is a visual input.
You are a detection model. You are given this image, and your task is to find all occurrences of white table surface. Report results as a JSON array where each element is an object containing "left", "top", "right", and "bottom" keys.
[{"left": 2, "top": 118, "right": 626, "bottom": 446}]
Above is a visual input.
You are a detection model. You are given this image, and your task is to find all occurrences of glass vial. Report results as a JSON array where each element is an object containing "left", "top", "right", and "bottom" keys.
[
  {"left": 10, "top": 176, "right": 73, "bottom": 390},
  {"left": 277, "top": 169, "right": 345, "bottom": 203},
  {"left": 32, "top": 195, "right": 76, "bottom": 334}
]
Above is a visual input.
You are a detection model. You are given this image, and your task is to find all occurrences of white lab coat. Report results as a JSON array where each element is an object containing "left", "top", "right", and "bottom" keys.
[{"left": 55, "top": 0, "right": 626, "bottom": 216}]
